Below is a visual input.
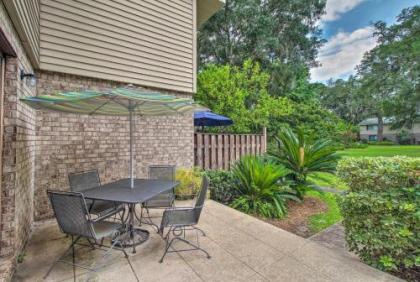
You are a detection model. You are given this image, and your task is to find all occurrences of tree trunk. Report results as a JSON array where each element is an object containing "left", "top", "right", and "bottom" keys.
[{"left": 377, "top": 114, "right": 384, "bottom": 141}]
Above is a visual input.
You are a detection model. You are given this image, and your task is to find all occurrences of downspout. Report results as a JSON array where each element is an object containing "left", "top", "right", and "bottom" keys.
[{"left": 0, "top": 54, "right": 5, "bottom": 246}]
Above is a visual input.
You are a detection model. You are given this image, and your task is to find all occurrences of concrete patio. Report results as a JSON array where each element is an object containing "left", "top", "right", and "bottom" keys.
[{"left": 13, "top": 200, "right": 401, "bottom": 282}]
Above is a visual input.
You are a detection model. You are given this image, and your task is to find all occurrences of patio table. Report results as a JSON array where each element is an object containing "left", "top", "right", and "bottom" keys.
[{"left": 82, "top": 178, "right": 178, "bottom": 253}]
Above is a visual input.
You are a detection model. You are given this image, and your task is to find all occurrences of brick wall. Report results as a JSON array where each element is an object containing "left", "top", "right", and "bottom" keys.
[
  {"left": 0, "top": 3, "right": 37, "bottom": 280},
  {"left": 34, "top": 71, "right": 194, "bottom": 220},
  {"left": 1, "top": 5, "right": 195, "bottom": 280}
]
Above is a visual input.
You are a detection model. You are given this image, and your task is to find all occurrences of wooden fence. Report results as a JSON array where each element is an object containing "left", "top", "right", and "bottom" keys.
[{"left": 194, "top": 128, "right": 267, "bottom": 170}]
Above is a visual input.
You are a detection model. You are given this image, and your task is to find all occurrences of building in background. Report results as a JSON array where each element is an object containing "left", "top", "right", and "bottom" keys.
[
  {"left": 359, "top": 117, "right": 420, "bottom": 144},
  {"left": 0, "top": 0, "right": 223, "bottom": 280}
]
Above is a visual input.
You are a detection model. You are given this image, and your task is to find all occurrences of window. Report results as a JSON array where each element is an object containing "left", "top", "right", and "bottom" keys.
[
  {"left": 368, "top": 135, "right": 377, "bottom": 141},
  {"left": 367, "top": 125, "right": 378, "bottom": 131}
]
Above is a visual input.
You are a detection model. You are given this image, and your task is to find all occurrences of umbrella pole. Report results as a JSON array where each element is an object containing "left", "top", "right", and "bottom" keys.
[{"left": 129, "top": 108, "right": 134, "bottom": 188}]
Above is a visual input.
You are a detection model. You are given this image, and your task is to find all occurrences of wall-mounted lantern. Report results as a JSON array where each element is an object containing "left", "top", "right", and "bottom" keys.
[{"left": 20, "top": 70, "right": 37, "bottom": 87}]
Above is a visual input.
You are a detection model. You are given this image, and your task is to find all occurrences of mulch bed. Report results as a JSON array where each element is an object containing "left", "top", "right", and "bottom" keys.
[{"left": 258, "top": 196, "right": 328, "bottom": 238}]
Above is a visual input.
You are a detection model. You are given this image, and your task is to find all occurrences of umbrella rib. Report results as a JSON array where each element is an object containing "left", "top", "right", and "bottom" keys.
[{"left": 88, "top": 100, "right": 111, "bottom": 115}]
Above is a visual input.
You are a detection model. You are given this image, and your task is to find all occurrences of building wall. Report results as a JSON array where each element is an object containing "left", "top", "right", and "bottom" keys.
[
  {"left": 360, "top": 124, "right": 420, "bottom": 143},
  {"left": 0, "top": 3, "right": 37, "bottom": 280},
  {"left": 39, "top": 0, "right": 197, "bottom": 93},
  {"left": 34, "top": 71, "right": 194, "bottom": 220}
]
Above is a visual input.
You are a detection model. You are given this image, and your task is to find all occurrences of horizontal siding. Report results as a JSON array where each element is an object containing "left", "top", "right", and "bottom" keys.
[
  {"left": 40, "top": 0, "right": 195, "bottom": 93},
  {"left": 4, "top": 0, "right": 40, "bottom": 67}
]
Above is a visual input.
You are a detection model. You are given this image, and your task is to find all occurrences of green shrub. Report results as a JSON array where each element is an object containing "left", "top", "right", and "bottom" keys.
[
  {"left": 367, "top": 140, "right": 396, "bottom": 146},
  {"left": 175, "top": 168, "right": 203, "bottom": 199},
  {"left": 206, "top": 170, "right": 239, "bottom": 204},
  {"left": 231, "top": 155, "right": 299, "bottom": 218},
  {"left": 338, "top": 186, "right": 419, "bottom": 271},
  {"left": 270, "top": 127, "right": 340, "bottom": 198},
  {"left": 337, "top": 156, "right": 420, "bottom": 192}
]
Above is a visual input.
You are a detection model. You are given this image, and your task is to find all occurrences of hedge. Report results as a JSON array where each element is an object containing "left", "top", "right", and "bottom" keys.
[
  {"left": 338, "top": 156, "right": 420, "bottom": 273},
  {"left": 205, "top": 170, "right": 239, "bottom": 204},
  {"left": 337, "top": 156, "right": 419, "bottom": 192}
]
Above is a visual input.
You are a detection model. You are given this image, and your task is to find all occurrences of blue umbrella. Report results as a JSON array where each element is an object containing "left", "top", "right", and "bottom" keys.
[{"left": 194, "top": 111, "right": 233, "bottom": 127}]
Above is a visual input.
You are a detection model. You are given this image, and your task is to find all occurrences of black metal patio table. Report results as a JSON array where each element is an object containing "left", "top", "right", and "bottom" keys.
[{"left": 82, "top": 178, "right": 178, "bottom": 253}]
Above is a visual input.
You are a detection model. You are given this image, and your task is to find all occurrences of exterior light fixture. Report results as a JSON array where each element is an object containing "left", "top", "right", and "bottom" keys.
[{"left": 20, "top": 70, "right": 37, "bottom": 87}]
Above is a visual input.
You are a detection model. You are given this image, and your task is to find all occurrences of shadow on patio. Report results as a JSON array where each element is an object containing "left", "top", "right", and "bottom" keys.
[{"left": 13, "top": 200, "right": 401, "bottom": 282}]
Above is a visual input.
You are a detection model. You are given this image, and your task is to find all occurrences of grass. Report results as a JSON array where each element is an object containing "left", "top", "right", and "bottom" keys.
[
  {"left": 307, "top": 172, "right": 348, "bottom": 191},
  {"left": 306, "top": 190, "right": 342, "bottom": 233},
  {"left": 338, "top": 145, "right": 420, "bottom": 158},
  {"left": 306, "top": 173, "right": 345, "bottom": 233}
]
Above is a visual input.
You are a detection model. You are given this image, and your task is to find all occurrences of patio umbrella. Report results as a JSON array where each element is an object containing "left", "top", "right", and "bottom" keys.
[
  {"left": 20, "top": 87, "right": 205, "bottom": 188},
  {"left": 194, "top": 111, "right": 233, "bottom": 127}
]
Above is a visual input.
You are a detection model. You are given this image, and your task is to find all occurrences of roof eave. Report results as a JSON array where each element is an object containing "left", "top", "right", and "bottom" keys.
[{"left": 197, "top": 0, "right": 224, "bottom": 27}]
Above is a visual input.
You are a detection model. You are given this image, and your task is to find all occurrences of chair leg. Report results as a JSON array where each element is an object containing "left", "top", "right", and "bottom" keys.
[
  {"left": 88, "top": 236, "right": 140, "bottom": 282},
  {"left": 193, "top": 226, "right": 206, "bottom": 237},
  {"left": 43, "top": 235, "right": 82, "bottom": 280},
  {"left": 159, "top": 226, "right": 210, "bottom": 263},
  {"left": 72, "top": 236, "right": 76, "bottom": 282}
]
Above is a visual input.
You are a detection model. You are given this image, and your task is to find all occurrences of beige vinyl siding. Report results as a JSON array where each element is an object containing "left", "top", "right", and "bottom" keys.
[
  {"left": 39, "top": 0, "right": 195, "bottom": 93},
  {"left": 3, "top": 0, "right": 40, "bottom": 67}
]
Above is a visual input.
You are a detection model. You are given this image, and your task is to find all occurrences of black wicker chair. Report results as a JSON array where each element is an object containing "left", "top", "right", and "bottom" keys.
[
  {"left": 158, "top": 176, "right": 210, "bottom": 263},
  {"left": 139, "top": 165, "right": 176, "bottom": 229},
  {"left": 45, "top": 190, "right": 139, "bottom": 281},
  {"left": 68, "top": 170, "right": 124, "bottom": 220}
]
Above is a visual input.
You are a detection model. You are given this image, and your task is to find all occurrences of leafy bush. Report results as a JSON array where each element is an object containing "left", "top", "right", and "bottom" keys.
[
  {"left": 230, "top": 156, "right": 299, "bottom": 218},
  {"left": 337, "top": 156, "right": 420, "bottom": 192},
  {"left": 175, "top": 168, "right": 203, "bottom": 199},
  {"left": 270, "top": 127, "right": 340, "bottom": 198},
  {"left": 206, "top": 170, "right": 239, "bottom": 204},
  {"left": 338, "top": 186, "right": 419, "bottom": 272},
  {"left": 367, "top": 140, "right": 396, "bottom": 146},
  {"left": 338, "top": 156, "right": 420, "bottom": 274}
]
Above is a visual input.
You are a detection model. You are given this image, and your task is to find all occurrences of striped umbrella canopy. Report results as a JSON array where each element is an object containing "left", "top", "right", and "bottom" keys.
[
  {"left": 20, "top": 87, "right": 206, "bottom": 188},
  {"left": 20, "top": 87, "right": 202, "bottom": 115}
]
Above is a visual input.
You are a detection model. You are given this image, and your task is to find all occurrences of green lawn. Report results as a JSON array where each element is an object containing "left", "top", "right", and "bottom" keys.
[
  {"left": 306, "top": 190, "right": 342, "bottom": 233},
  {"left": 338, "top": 145, "right": 420, "bottom": 158},
  {"left": 306, "top": 173, "right": 346, "bottom": 233}
]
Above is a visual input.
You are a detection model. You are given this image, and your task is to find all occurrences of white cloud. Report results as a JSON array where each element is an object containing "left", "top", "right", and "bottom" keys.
[
  {"left": 311, "top": 26, "right": 377, "bottom": 82},
  {"left": 323, "top": 0, "right": 366, "bottom": 22}
]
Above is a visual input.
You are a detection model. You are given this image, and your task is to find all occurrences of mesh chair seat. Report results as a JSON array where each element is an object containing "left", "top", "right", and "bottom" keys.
[
  {"left": 140, "top": 165, "right": 176, "bottom": 229},
  {"left": 46, "top": 190, "right": 138, "bottom": 281},
  {"left": 90, "top": 200, "right": 120, "bottom": 217},
  {"left": 145, "top": 165, "right": 175, "bottom": 208},
  {"left": 69, "top": 170, "right": 124, "bottom": 218},
  {"left": 143, "top": 192, "right": 174, "bottom": 208},
  {"left": 93, "top": 221, "right": 123, "bottom": 239},
  {"left": 161, "top": 207, "right": 200, "bottom": 227},
  {"left": 158, "top": 177, "right": 210, "bottom": 263}
]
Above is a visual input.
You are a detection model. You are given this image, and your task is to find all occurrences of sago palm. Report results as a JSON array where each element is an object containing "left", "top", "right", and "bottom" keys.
[
  {"left": 269, "top": 128, "right": 340, "bottom": 198},
  {"left": 231, "top": 155, "right": 299, "bottom": 218}
]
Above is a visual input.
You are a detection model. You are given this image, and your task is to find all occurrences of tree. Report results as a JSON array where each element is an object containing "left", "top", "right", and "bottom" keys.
[
  {"left": 198, "top": 0, "right": 326, "bottom": 95},
  {"left": 196, "top": 60, "right": 293, "bottom": 133},
  {"left": 319, "top": 6, "right": 419, "bottom": 140},
  {"left": 318, "top": 77, "right": 367, "bottom": 125},
  {"left": 357, "top": 6, "right": 420, "bottom": 140}
]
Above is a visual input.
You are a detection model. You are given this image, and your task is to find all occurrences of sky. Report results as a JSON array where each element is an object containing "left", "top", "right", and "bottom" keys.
[{"left": 310, "top": 0, "right": 420, "bottom": 82}]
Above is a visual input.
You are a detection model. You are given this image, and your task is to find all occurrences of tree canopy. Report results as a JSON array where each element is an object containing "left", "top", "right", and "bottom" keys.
[
  {"left": 318, "top": 6, "right": 420, "bottom": 141},
  {"left": 198, "top": 0, "right": 326, "bottom": 96}
]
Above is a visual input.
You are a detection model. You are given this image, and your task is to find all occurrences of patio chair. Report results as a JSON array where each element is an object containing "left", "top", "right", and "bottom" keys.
[
  {"left": 68, "top": 170, "right": 124, "bottom": 220},
  {"left": 45, "top": 190, "right": 139, "bottom": 281},
  {"left": 158, "top": 176, "right": 210, "bottom": 263},
  {"left": 139, "top": 165, "right": 176, "bottom": 229}
]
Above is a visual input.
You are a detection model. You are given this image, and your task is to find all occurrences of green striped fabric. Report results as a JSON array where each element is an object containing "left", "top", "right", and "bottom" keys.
[{"left": 20, "top": 88, "right": 206, "bottom": 116}]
